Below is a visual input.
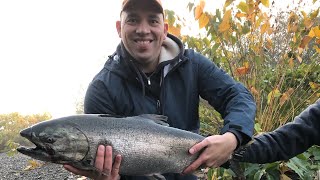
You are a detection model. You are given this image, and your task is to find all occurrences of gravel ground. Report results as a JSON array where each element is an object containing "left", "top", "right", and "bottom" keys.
[{"left": 0, "top": 153, "right": 84, "bottom": 180}]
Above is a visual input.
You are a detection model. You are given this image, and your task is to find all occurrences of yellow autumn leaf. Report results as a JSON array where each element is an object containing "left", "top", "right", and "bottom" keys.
[
  {"left": 168, "top": 25, "right": 181, "bottom": 37},
  {"left": 267, "top": 89, "right": 281, "bottom": 104},
  {"left": 236, "top": 12, "right": 247, "bottom": 18},
  {"left": 261, "top": 22, "right": 270, "bottom": 34},
  {"left": 279, "top": 93, "right": 289, "bottom": 106},
  {"left": 304, "top": 18, "right": 314, "bottom": 29},
  {"left": 24, "top": 160, "right": 43, "bottom": 171},
  {"left": 195, "top": 0, "right": 206, "bottom": 20},
  {"left": 287, "top": 12, "right": 298, "bottom": 32},
  {"left": 237, "top": 1, "right": 249, "bottom": 13},
  {"left": 267, "top": 26, "right": 273, "bottom": 35},
  {"left": 288, "top": 12, "right": 298, "bottom": 22},
  {"left": 288, "top": 58, "right": 294, "bottom": 68},
  {"left": 309, "top": 26, "right": 320, "bottom": 38},
  {"left": 218, "top": 21, "right": 230, "bottom": 33},
  {"left": 224, "top": 0, "right": 234, "bottom": 8},
  {"left": 297, "top": 55, "right": 303, "bottom": 63},
  {"left": 235, "top": 66, "right": 249, "bottom": 76},
  {"left": 244, "top": 61, "right": 250, "bottom": 69},
  {"left": 301, "top": 11, "right": 307, "bottom": 18},
  {"left": 313, "top": 26, "right": 320, "bottom": 37},
  {"left": 310, "top": 8, "right": 319, "bottom": 19},
  {"left": 310, "top": 82, "right": 320, "bottom": 90},
  {"left": 313, "top": 45, "right": 320, "bottom": 53},
  {"left": 298, "top": 47, "right": 304, "bottom": 54},
  {"left": 313, "top": 0, "right": 318, "bottom": 3},
  {"left": 256, "top": 14, "right": 264, "bottom": 27},
  {"left": 250, "top": 86, "right": 259, "bottom": 96},
  {"left": 199, "top": 13, "right": 210, "bottom": 29},
  {"left": 309, "top": 28, "right": 315, "bottom": 38},
  {"left": 299, "top": 36, "right": 312, "bottom": 49},
  {"left": 288, "top": 24, "right": 298, "bottom": 33},
  {"left": 293, "top": 35, "right": 297, "bottom": 43},
  {"left": 280, "top": 88, "right": 294, "bottom": 106},
  {"left": 265, "top": 38, "right": 273, "bottom": 49},
  {"left": 218, "top": 9, "right": 232, "bottom": 32},
  {"left": 261, "top": 0, "right": 269, "bottom": 7}
]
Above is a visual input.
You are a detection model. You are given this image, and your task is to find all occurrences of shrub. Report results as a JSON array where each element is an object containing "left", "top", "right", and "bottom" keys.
[{"left": 165, "top": 0, "right": 320, "bottom": 179}]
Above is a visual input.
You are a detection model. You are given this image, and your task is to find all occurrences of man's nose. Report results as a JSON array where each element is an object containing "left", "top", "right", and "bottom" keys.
[{"left": 136, "top": 21, "right": 150, "bottom": 34}]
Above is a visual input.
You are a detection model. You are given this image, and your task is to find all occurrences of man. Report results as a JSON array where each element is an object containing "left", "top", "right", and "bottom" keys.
[
  {"left": 237, "top": 99, "right": 320, "bottom": 163},
  {"left": 64, "top": 0, "right": 256, "bottom": 179}
]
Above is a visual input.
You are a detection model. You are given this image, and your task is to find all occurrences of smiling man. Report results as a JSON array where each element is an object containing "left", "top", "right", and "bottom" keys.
[
  {"left": 117, "top": 0, "right": 167, "bottom": 73},
  {"left": 64, "top": 0, "right": 256, "bottom": 180}
]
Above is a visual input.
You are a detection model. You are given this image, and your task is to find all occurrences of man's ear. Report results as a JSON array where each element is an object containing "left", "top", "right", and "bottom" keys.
[
  {"left": 116, "top": 21, "right": 121, "bottom": 38},
  {"left": 164, "top": 23, "right": 169, "bottom": 39}
]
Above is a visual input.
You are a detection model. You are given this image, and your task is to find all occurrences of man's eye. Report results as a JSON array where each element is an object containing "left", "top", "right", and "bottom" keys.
[
  {"left": 150, "top": 20, "right": 159, "bottom": 24},
  {"left": 127, "top": 19, "right": 137, "bottom": 23}
]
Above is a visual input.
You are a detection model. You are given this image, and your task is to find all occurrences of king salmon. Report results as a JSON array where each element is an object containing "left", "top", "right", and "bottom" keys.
[{"left": 17, "top": 114, "right": 243, "bottom": 177}]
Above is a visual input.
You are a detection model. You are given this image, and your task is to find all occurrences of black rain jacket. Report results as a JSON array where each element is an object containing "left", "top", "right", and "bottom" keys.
[{"left": 240, "top": 99, "right": 320, "bottom": 163}]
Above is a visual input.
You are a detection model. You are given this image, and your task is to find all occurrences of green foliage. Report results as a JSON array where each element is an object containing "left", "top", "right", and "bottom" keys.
[
  {"left": 199, "top": 100, "right": 223, "bottom": 136},
  {"left": 165, "top": 0, "right": 320, "bottom": 179},
  {"left": 0, "top": 112, "right": 51, "bottom": 153},
  {"left": 240, "top": 146, "right": 320, "bottom": 180}
]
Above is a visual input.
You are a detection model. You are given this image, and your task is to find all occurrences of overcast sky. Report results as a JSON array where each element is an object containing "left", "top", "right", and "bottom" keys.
[{"left": 0, "top": 0, "right": 318, "bottom": 118}]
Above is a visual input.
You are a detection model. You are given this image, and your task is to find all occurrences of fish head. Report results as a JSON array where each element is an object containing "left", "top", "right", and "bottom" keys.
[{"left": 17, "top": 120, "right": 89, "bottom": 164}]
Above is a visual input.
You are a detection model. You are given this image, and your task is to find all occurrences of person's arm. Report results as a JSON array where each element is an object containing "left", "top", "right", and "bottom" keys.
[
  {"left": 183, "top": 51, "right": 256, "bottom": 174},
  {"left": 240, "top": 99, "right": 320, "bottom": 163},
  {"left": 195, "top": 53, "right": 256, "bottom": 144}
]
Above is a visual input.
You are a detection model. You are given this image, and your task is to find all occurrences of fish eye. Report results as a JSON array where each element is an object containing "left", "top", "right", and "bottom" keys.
[{"left": 47, "top": 137, "right": 55, "bottom": 143}]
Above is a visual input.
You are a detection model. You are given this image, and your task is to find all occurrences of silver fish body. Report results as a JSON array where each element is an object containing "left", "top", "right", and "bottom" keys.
[{"left": 17, "top": 114, "right": 205, "bottom": 176}]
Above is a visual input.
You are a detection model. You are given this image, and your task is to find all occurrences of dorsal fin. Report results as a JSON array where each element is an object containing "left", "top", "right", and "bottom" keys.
[
  {"left": 98, "top": 114, "right": 124, "bottom": 118},
  {"left": 139, "top": 114, "right": 169, "bottom": 126}
]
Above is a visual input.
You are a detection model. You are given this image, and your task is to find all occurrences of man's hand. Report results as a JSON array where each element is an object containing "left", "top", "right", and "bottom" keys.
[
  {"left": 182, "top": 132, "right": 237, "bottom": 174},
  {"left": 64, "top": 145, "right": 122, "bottom": 180}
]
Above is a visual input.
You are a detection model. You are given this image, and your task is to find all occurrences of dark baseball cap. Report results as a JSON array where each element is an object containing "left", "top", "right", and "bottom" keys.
[{"left": 121, "top": 0, "right": 163, "bottom": 14}]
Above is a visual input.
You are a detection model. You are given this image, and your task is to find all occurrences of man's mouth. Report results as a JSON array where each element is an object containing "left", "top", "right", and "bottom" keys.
[{"left": 135, "top": 40, "right": 153, "bottom": 45}]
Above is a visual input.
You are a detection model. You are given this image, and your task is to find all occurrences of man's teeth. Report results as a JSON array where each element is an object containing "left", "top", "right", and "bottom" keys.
[{"left": 136, "top": 40, "right": 151, "bottom": 45}]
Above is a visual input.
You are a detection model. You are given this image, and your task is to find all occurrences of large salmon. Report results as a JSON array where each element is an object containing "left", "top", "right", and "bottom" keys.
[{"left": 17, "top": 114, "right": 243, "bottom": 177}]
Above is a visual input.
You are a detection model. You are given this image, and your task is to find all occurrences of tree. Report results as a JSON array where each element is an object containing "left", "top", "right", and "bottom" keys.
[{"left": 0, "top": 112, "right": 51, "bottom": 153}]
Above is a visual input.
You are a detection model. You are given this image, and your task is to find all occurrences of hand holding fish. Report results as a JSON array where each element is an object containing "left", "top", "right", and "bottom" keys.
[
  {"left": 183, "top": 132, "right": 237, "bottom": 174},
  {"left": 64, "top": 145, "right": 122, "bottom": 180}
]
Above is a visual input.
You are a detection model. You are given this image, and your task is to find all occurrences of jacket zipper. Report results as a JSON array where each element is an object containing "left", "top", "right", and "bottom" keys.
[
  {"left": 147, "top": 77, "right": 151, "bottom": 86},
  {"left": 157, "top": 100, "right": 161, "bottom": 114}
]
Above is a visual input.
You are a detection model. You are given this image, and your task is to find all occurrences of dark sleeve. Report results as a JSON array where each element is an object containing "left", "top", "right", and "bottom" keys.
[
  {"left": 240, "top": 99, "right": 320, "bottom": 163},
  {"left": 195, "top": 51, "right": 256, "bottom": 145},
  {"left": 84, "top": 80, "right": 117, "bottom": 115}
]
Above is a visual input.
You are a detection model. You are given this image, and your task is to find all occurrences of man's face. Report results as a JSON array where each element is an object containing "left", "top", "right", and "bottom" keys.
[{"left": 116, "top": 6, "right": 168, "bottom": 67}]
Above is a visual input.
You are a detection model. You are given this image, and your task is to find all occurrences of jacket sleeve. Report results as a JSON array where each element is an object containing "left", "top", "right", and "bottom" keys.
[
  {"left": 194, "top": 51, "right": 256, "bottom": 145},
  {"left": 84, "top": 79, "right": 117, "bottom": 115},
  {"left": 240, "top": 99, "right": 320, "bottom": 163}
]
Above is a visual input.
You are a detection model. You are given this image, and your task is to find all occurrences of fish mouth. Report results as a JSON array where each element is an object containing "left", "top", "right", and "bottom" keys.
[
  {"left": 17, "top": 128, "right": 54, "bottom": 161},
  {"left": 17, "top": 145, "right": 52, "bottom": 160}
]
